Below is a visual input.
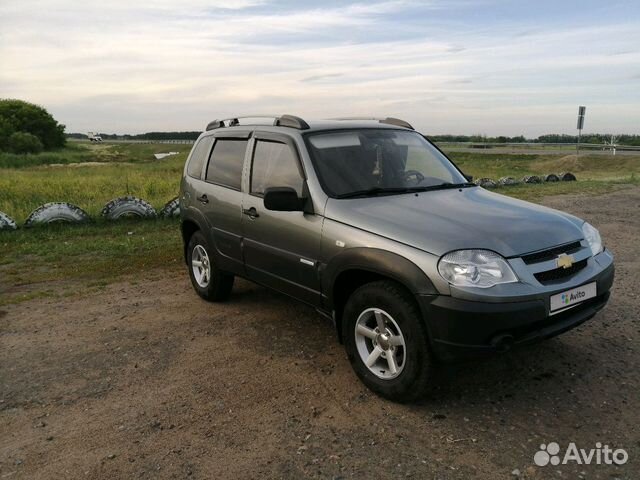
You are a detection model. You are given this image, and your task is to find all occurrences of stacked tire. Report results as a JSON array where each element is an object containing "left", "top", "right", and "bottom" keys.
[
  {"left": 101, "top": 196, "right": 157, "bottom": 220},
  {"left": 0, "top": 211, "right": 17, "bottom": 230},
  {"left": 1, "top": 195, "right": 181, "bottom": 231},
  {"left": 24, "top": 203, "right": 90, "bottom": 227}
]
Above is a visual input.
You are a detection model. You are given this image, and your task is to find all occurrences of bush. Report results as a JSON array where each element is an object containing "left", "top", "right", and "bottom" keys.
[
  {"left": 0, "top": 99, "right": 66, "bottom": 151},
  {"left": 7, "top": 132, "right": 43, "bottom": 154}
]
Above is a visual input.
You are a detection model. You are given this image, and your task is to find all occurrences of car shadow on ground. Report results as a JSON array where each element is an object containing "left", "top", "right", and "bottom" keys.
[{"left": 220, "top": 279, "right": 603, "bottom": 407}]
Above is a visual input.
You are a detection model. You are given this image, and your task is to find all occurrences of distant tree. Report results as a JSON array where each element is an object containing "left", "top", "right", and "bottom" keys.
[
  {"left": 0, "top": 99, "right": 66, "bottom": 151},
  {"left": 7, "top": 131, "right": 44, "bottom": 154},
  {"left": 0, "top": 116, "right": 13, "bottom": 150}
]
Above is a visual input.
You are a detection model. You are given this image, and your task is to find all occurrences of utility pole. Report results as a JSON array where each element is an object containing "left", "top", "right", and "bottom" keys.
[{"left": 576, "top": 106, "right": 586, "bottom": 157}]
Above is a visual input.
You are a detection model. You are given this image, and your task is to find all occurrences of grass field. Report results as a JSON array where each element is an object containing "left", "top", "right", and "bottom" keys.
[
  {"left": 0, "top": 219, "right": 182, "bottom": 306},
  {"left": 1, "top": 141, "right": 639, "bottom": 223},
  {"left": 448, "top": 150, "right": 640, "bottom": 181},
  {"left": 0, "top": 140, "right": 638, "bottom": 306},
  {"left": 0, "top": 142, "right": 189, "bottom": 222},
  {"left": 448, "top": 150, "right": 639, "bottom": 200}
]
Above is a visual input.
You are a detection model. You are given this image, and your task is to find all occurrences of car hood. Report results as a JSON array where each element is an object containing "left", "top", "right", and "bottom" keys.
[{"left": 324, "top": 187, "right": 585, "bottom": 257}]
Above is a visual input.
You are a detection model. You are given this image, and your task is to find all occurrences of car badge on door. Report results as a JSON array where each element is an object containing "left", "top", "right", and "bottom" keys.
[{"left": 556, "top": 253, "right": 574, "bottom": 269}]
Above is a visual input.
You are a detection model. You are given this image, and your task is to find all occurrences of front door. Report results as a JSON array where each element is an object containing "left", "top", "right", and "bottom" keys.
[{"left": 242, "top": 132, "right": 322, "bottom": 306}]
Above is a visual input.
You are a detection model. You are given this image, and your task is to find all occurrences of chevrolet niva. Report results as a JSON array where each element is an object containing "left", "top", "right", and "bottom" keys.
[{"left": 179, "top": 115, "right": 614, "bottom": 402}]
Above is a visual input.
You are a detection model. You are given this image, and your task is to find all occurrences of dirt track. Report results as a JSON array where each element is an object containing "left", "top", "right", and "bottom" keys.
[{"left": 1, "top": 188, "right": 639, "bottom": 479}]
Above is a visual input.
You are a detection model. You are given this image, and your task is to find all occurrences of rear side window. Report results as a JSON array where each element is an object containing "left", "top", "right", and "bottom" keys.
[
  {"left": 206, "top": 139, "right": 248, "bottom": 190},
  {"left": 251, "top": 140, "right": 303, "bottom": 197},
  {"left": 187, "top": 136, "right": 214, "bottom": 178}
]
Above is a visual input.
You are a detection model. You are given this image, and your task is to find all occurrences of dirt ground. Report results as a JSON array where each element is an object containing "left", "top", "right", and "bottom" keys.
[{"left": 1, "top": 188, "right": 639, "bottom": 479}]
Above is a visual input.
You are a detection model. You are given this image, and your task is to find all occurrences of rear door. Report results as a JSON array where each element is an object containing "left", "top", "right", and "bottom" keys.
[
  {"left": 199, "top": 132, "right": 250, "bottom": 275},
  {"left": 241, "top": 132, "right": 323, "bottom": 306}
]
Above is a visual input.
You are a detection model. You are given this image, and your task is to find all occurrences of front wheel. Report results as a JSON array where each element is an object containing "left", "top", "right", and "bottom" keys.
[
  {"left": 343, "top": 280, "right": 434, "bottom": 402},
  {"left": 187, "top": 231, "right": 234, "bottom": 302}
]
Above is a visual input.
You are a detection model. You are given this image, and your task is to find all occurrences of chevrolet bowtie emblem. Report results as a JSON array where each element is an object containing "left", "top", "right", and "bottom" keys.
[{"left": 556, "top": 253, "right": 574, "bottom": 269}]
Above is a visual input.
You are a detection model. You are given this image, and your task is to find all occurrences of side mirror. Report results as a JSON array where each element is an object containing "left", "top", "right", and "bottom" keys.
[
  {"left": 464, "top": 173, "right": 474, "bottom": 182},
  {"left": 263, "top": 187, "right": 303, "bottom": 212}
]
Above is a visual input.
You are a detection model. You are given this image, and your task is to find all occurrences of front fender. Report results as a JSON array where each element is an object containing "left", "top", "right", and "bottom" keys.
[{"left": 322, "top": 247, "right": 438, "bottom": 306}]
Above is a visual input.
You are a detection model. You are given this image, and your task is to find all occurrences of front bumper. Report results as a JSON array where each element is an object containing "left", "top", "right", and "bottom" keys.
[{"left": 419, "top": 261, "right": 614, "bottom": 362}]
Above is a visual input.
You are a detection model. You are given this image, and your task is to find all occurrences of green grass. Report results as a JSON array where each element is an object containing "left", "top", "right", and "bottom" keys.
[
  {"left": 0, "top": 142, "right": 191, "bottom": 223},
  {"left": 486, "top": 177, "right": 639, "bottom": 201},
  {"left": 0, "top": 219, "right": 183, "bottom": 306},
  {"left": 0, "top": 140, "right": 192, "bottom": 168},
  {"left": 446, "top": 151, "right": 640, "bottom": 181}
]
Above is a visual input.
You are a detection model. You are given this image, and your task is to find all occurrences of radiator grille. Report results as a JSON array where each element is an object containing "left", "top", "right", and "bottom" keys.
[
  {"left": 534, "top": 259, "right": 588, "bottom": 285},
  {"left": 521, "top": 241, "right": 582, "bottom": 265}
]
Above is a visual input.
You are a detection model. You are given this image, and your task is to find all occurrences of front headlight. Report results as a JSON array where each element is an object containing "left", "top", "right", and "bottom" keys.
[
  {"left": 438, "top": 249, "right": 518, "bottom": 288},
  {"left": 582, "top": 222, "right": 603, "bottom": 256}
]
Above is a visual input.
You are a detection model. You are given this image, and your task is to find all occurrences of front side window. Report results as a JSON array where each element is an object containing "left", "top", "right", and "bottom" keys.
[
  {"left": 305, "top": 130, "right": 468, "bottom": 197},
  {"left": 206, "top": 139, "right": 248, "bottom": 189},
  {"left": 186, "top": 135, "right": 214, "bottom": 178},
  {"left": 251, "top": 140, "right": 303, "bottom": 197}
]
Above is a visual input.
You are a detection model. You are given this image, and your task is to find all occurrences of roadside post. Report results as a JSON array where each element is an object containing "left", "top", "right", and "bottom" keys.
[{"left": 576, "top": 106, "right": 586, "bottom": 157}]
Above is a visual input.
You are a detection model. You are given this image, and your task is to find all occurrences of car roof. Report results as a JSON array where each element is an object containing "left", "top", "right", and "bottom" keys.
[
  {"left": 201, "top": 115, "right": 413, "bottom": 135},
  {"left": 204, "top": 120, "right": 411, "bottom": 137},
  {"left": 304, "top": 120, "right": 410, "bottom": 132}
]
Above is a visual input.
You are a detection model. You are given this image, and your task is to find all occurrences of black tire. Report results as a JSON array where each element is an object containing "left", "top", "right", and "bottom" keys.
[
  {"left": 342, "top": 280, "right": 434, "bottom": 402},
  {"left": 0, "top": 211, "right": 17, "bottom": 230},
  {"left": 160, "top": 197, "right": 180, "bottom": 218},
  {"left": 522, "top": 175, "right": 542, "bottom": 184},
  {"left": 559, "top": 172, "right": 577, "bottom": 182},
  {"left": 101, "top": 196, "right": 157, "bottom": 220},
  {"left": 475, "top": 177, "right": 497, "bottom": 188},
  {"left": 544, "top": 173, "right": 560, "bottom": 182},
  {"left": 187, "top": 230, "right": 234, "bottom": 302},
  {"left": 498, "top": 176, "right": 519, "bottom": 186},
  {"left": 24, "top": 202, "right": 90, "bottom": 227}
]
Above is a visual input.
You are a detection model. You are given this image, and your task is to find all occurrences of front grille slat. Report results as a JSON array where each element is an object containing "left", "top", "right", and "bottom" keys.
[
  {"left": 534, "top": 259, "right": 588, "bottom": 284},
  {"left": 521, "top": 241, "right": 582, "bottom": 265}
]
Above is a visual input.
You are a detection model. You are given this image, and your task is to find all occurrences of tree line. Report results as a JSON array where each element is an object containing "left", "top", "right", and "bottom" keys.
[
  {"left": 428, "top": 133, "right": 640, "bottom": 146},
  {"left": 67, "top": 131, "right": 201, "bottom": 141}
]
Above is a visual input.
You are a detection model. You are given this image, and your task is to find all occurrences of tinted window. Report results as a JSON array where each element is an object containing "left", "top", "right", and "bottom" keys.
[
  {"left": 306, "top": 130, "right": 466, "bottom": 197},
  {"left": 251, "top": 141, "right": 303, "bottom": 196},
  {"left": 206, "top": 139, "right": 247, "bottom": 189},
  {"left": 187, "top": 136, "right": 214, "bottom": 178}
]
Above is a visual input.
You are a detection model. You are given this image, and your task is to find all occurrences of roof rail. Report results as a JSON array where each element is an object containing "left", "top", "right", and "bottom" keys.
[
  {"left": 206, "top": 114, "right": 309, "bottom": 131},
  {"left": 273, "top": 114, "right": 310, "bottom": 130},
  {"left": 330, "top": 116, "right": 414, "bottom": 130}
]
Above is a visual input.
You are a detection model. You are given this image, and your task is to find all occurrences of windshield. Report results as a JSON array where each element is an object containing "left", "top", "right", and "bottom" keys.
[{"left": 305, "top": 129, "right": 468, "bottom": 198}]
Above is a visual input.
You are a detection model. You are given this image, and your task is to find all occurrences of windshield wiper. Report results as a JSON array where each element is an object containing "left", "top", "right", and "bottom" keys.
[
  {"left": 410, "top": 182, "right": 477, "bottom": 192},
  {"left": 335, "top": 187, "right": 413, "bottom": 199},
  {"left": 335, "top": 182, "right": 476, "bottom": 199}
]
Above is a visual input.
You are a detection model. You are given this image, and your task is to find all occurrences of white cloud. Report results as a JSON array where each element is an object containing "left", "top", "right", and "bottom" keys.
[{"left": 0, "top": 1, "right": 638, "bottom": 135}]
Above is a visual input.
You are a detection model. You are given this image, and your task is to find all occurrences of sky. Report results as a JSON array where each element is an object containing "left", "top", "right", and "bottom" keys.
[{"left": 0, "top": 0, "right": 638, "bottom": 136}]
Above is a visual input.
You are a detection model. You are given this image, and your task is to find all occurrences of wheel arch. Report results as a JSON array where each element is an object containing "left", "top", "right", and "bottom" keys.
[
  {"left": 181, "top": 218, "right": 202, "bottom": 265},
  {"left": 323, "top": 248, "right": 437, "bottom": 342}
]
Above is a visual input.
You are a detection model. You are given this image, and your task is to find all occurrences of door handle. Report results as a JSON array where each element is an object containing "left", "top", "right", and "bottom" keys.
[
  {"left": 197, "top": 194, "right": 209, "bottom": 204},
  {"left": 242, "top": 207, "right": 260, "bottom": 219}
]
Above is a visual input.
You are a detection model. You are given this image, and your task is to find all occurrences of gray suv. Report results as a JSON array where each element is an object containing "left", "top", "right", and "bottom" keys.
[{"left": 180, "top": 114, "right": 614, "bottom": 401}]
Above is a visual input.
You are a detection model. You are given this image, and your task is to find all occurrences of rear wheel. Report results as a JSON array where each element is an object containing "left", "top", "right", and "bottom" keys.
[
  {"left": 343, "top": 280, "right": 434, "bottom": 402},
  {"left": 187, "top": 231, "right": 234, "bottom": 302}
]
